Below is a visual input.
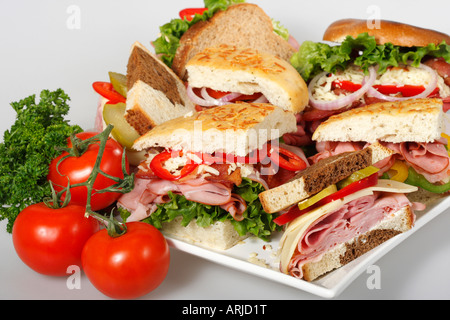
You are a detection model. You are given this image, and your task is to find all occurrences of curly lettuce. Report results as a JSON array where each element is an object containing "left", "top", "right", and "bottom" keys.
[
  {"left": 291, "top": 32, "right": 450, "bottom": 82},
  {"left": 120, "top": 178, "right": 280, "bottom": 241}
]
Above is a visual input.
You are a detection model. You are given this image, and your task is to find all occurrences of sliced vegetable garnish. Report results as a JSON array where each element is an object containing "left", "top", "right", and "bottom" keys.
[
  {"left": 337, "top": 165, "right": 380, "bottom": 189},
  {"left": 92, "top": 81, "right": 126, "bottom": 104},
  {"left": 298, "top": 184, "right": 337, "bottom": 210},
  {"left": 404, "top": 166, "right": 450, "bottom": 194},
  {"left": 274, "top": 172, "right": 379, "bottom": 226},
  {"left": 387, "top": 160, "right": 409, "bottom": 182},
  {"left": 179, "top": 8, "right": 208, "bottom": 21},
  {"left": 268, "top": 145, "right": 307, "bottom": 172},
  {"left": 150, "top": 150, "right": 199, "bottom": 181}
]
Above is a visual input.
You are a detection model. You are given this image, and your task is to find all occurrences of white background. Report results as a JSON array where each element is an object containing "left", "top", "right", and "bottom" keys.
[{"left": 0, "top": 0, "right": 449, "bottom": 300}]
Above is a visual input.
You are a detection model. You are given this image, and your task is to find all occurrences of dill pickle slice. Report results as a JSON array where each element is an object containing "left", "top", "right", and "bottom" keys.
[
  {"left": 298, "top": 184, "right": 338, "bottom": 210},
  {"left": 108, "top": 72, "right": 127, "bottom": 98},
  {"left": 103, "top": 102, "right": 140, "bottom": 149},
  {"left": 337, "top": 165, "right": 380, "bottom": 189}
]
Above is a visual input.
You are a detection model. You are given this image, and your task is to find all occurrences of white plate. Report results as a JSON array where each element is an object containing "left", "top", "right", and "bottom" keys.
[{"left": 165, "top": 196, "right": 450, "bottom": 298}]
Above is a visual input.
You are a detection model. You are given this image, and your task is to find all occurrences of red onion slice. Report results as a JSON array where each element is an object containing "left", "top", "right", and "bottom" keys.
[
  {"left": 366, "top": 63, "right": 438, "bottom": 101},
  {"left": 308, "top": 66, "right": 377, "bottom": 111},
  {"left": 186, "top": 85, "right": 225, "bottom": 107}
]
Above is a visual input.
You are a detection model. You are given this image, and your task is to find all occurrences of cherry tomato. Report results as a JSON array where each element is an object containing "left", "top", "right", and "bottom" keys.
[
  {"left": 12, "top": 203, "right": 100, "bottom": 276},
  {"left": 81, "top": 222, "right": 170, "bottom": 299},
  {"left": 47, "top": 132, "right": 129, "bottom": 211}
]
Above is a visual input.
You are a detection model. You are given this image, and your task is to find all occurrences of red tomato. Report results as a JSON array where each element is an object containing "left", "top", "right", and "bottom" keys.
[
  {"left": 47, "top": 132, "right": 129, "bottom": 211},
  {"left": 81, "top": 222, "right": 170, "bottom": 299},
  {"left": 12, "top": 203, "right": 100, "bottom": 276}
]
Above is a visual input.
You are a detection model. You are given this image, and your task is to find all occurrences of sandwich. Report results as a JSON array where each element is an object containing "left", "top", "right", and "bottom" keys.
[
  {"left": 310, "top": 98, "right": 450, "bottom": 195},
  {"left": 259, "top": 145, "right": 421, "bottom": 281},
  {"left": 117, "top": 102, "right": 311, "bottom": 250},
  {"left": 153, "top": 1, "right": 298, "bottom": 80},
  {"left": 184, "top": 44, "right": 309, "bottom": 113},
  {"left": 125, "top": 41, "right": 196, "bottom": 135},
  {"left": 92, "top": 41, "right": 196, "bottom": 165},
  {"left": 290, "top": 19, "right": 450, "bottom": 126}
]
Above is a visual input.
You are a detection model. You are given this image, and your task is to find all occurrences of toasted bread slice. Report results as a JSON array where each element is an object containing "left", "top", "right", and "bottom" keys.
[
  {"left": 172, "top": 3, "right": 296, "bottom": 80},
  {"left": 312, "top": 98, "right": 444, "bottom": 144},
  {"left": 259, "top": 143, "right": 393, "bottom": 214},
  {"left": 125, "top": 42, "right": 195, "bottom": 135},
  {"left": 186, "top": 45, "right": 309, "bottom": 113},
  {"left": 132, "top": 102, "right": 297, "bottom": 157}
]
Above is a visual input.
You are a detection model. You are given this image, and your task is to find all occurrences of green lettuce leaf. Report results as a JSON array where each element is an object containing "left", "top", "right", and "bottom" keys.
[
  {"left": 120, "top": 178, "right": 280, "bottom": 241},
  {"left": 290, "top": 32, "right": 450, "bottom": 82}
]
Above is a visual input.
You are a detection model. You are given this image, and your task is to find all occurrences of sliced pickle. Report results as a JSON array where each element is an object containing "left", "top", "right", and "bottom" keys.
[
  {"left": 298, "top": 184, "right": 338, "bottom": 211},
  {"left": 108, "top": 71, "right": 127, "bottom": 98},
  {"left": 103, "top": 102, "right": 140, "bottom": 149},
  {"left": 337, "top": 165, "right": 380, "bottom": 189}
]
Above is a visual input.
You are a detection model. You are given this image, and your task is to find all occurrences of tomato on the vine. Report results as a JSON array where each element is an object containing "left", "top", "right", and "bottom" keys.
[
  {"left": 47, "top": 131, "right": 129, "bottom": 211},
  {"left": 12, "top": 202, "right": 100, "bottom": 276},
  {"left": 81, "top": 222, "right": 170, "bottom": 299}
]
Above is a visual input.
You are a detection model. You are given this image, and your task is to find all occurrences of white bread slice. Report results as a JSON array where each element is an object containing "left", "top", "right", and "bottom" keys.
[
  {"left": 186, "top": 45, "right": 309, "bottom": 113},
  {"left": 259, "top": 143, "right": 394, "bottom": 214},
  {"left": 312, "top": 98, "right": 444, "bottom": 143},
  {"left": 132, "top": 102, "right": 297, "bottom": 157},
  {"left": 125, "top": 42, "right": 196, "bottom": 135},
  {"left": 172, "top": 3, "right": 296, "bottom": 80},
  {"left": 161, "top": 217, "right": 248, "bottom": 250},
  {"left": 301, "top": 205, "right": 414, "bottom": 281}
]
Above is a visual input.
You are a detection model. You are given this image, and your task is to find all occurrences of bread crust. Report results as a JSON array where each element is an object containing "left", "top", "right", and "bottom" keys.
[
  {"left": 172, "top": 3, "right": 296, "bottom": 80},
  {"left": 312, "top": 98, "right": 444, "bottom": 143},
  {"left": 323, "top": 18, "right": 450, "bottom": 47},
  {"left": 132, "top": 102, "right": 297, "bottom": 156},
  {"left": 186, "top": 45, "right": 309, "bottom": 113}
]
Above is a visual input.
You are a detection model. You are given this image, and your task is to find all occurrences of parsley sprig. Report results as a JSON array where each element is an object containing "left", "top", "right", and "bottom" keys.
[{"left": 0, "top": 89, "right": 82, "bottom": 233}]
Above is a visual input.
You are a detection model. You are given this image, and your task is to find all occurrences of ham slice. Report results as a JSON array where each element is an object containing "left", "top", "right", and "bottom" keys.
[
  {"left": 117, "top": 176, "right": 248, "bottom": 222},
  {"left": 288, "top": 192, "right": 413, "bottom": 279},
  {"left": 382, "top": 139, "right": 450, "bottom": 183}
]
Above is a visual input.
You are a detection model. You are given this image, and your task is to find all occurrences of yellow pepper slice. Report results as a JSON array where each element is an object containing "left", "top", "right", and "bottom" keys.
[
  {"left": 298, "top": 184, "right": 338, "bottom": 210},
  {"left": 441, "top": 133, "right": 450, "bottom": 157},
  {"left": 387, "top": 160, "right": 409, "bottom": 182},
  {"left": 337, "top": 165, "right": 380, "bottom": 189}
]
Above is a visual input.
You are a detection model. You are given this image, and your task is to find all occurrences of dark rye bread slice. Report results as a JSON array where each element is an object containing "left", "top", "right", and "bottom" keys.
[
  {"left": 259, "top": 143, "right": 393, "bottom": 213},
  {"left": 125, "top": 42, "right": 195, "bottom": 135},
  {"left": 171, "top": 3, "right": 296, "bottom": 80}
]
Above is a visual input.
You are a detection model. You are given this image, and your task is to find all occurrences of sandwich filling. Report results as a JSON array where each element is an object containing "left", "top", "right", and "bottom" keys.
[
  {"left": 278, "top": 170, "right": 422, "bottom": 279},
  {"left": 118, "top": 142, "right": 309, "bottom": 240}
]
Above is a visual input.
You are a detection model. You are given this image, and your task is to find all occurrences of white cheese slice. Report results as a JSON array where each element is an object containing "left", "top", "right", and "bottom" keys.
[{"left": 278, "top": 179, "right": 417, "bottom": 274}]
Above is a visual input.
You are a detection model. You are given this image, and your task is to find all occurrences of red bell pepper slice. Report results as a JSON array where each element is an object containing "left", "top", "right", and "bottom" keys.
[
  {"left": 268, "top": 145, "right": 307, "bottom": 172},
  {"left": 332, "top": 80, "right": 439, "bottom": 97},
  {"left": 179, "top": 8, "right": 208, "bottom": 21},
  {"left": 150, "top": 150, "right": 199, "bottom": 181},
  {"left": 273, "top": 172, "right": 379, "bottom": 226},
  {"left": 92, "top": 82, "right": 126, "bottom": 104}
]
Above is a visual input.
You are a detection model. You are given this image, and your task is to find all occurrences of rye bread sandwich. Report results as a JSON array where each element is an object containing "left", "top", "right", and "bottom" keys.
[
  {"left": 125, "top": 41, "right": 196, "bottom": 135},
  {"left": 184, "top": 44, "right": 309, "bottom": 113},
  {"left": 259, "top": 145, "right": 421, "bottom": 281},
  {"left": 153, "top": 1, "right": 298, "bottom": 80},
  {"left": 117, "top": 102, "right": 313, "bottom": 250},
  {"left": 311, "top": 98, "right": 450, "bottom": 196},
  {"left": 290, "top": 19, "right": 450, "bottom": 128}
]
